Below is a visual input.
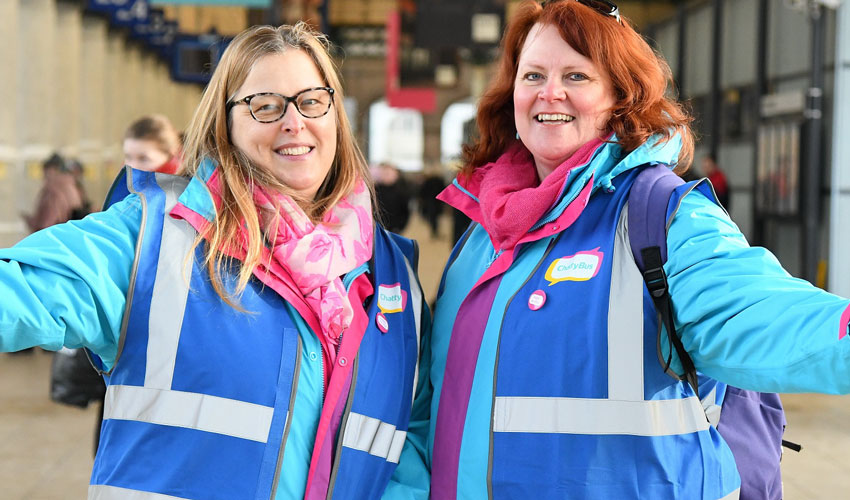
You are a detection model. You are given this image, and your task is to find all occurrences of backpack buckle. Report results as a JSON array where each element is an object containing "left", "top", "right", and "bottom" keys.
[{"left": 643, "top": 265, "right": 668, "bottom": 298}]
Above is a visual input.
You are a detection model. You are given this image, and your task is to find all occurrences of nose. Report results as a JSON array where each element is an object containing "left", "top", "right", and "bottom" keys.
[
  {"left": 539, "top": 78, "right": 566, "bottom": 102},
  {"left": 279, "top": 101, "right": 305, "bottom": 133}
]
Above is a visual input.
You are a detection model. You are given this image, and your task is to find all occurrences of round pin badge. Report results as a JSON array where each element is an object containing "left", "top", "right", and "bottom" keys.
[
  {"left": 528, "top": 290, "right": 547, "bottom": 311},
  {"left": 376, "top": 312, "right": 390, "bottom": 333}
]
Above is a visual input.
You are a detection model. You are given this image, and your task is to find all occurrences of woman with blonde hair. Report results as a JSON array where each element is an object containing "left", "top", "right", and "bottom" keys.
[{"left": 0, "top": 22, "right": 429, "bottom": 500}]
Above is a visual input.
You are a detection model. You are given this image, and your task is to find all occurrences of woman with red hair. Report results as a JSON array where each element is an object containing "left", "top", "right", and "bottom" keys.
[{"left": 429, "top": 1, "right": 850, "bottom": 499}]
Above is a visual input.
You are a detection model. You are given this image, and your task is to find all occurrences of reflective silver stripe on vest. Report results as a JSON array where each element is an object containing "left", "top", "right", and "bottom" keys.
[
  {"left": 608, "top": 203, "right": 645, "bottom": 401},
  {"left": 719, "top": 487, "right": 740, "bottom": 500},
  {"left": 104, "top": 384, "right": 275, "bottom": 443},
  {"left": 145, "top": 174, "right": 195, "bottom": 390},
  {"left": 702, "top": 386, "right": 722, "bottom": 427},
  {"left": 492, "top": 395, "right": 709, "bottom": 435},
  {"left": 492, "top": 204, "right": 710, "bottom": 437},
  {"left": 341, "top": 411, "right": 407, "bottom": 463},
  {"left": 89, "top": 484, "right": 190, "bottom": 500},
  {"left": 401, "top": 253, "right": 423, "bottom": 402},
  {"left": 106, "top": 175, "right": 284, "bottom": 446}
]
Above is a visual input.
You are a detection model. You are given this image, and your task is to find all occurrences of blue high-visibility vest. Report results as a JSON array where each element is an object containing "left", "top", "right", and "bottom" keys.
[
  {"left": 90, "top": 169, "right": 424, "bottom": 500},
  {"left": 431, "top": 169, "right": 740, "bottom": 500}
]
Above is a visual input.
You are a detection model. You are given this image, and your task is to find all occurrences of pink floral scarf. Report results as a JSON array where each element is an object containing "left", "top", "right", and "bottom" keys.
[{"left": 251, "top": 181, "right": 374, "bottom": 352}]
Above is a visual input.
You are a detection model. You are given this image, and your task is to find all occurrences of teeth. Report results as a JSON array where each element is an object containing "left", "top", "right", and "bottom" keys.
[
  {"left": 536, "top": 113, "right": 574, "bottom": 123},
  {"left": 278, "top": 146, "right": 311, "bottom": 155}
]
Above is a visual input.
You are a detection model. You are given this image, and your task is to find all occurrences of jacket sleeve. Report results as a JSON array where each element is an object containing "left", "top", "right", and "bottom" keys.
[
  {"left": 664, "top": 189, "right": 850, "bottom": 394},
  {"left": 0, "top": 195, "right": 142, "bottom": 368},
  {"left": 382, "top": 290, "right": 432, "bottom": 500}
]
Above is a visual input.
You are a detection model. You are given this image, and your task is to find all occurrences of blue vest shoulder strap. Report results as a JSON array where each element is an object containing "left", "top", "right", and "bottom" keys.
[
  {"left": 103, "top": 167, "right": 132, "bottom": 210},
  {"left": 384, "top": 228, "right": 419, "bottom": 271}
]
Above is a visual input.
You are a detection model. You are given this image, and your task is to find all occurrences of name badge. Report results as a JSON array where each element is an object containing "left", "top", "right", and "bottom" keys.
[
  {"left": 544, "top": 248, "right": 604, "bottom": 286},
  {"left": 377, "top": 283, "right": 407, "bottom": 313}
]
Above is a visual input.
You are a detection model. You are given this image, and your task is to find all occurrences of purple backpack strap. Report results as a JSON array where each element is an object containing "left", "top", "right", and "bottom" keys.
[
  {"left": 627, "top": 163, "right": 684, "bottom": 273},
  {"left": 628, "top": 164, "right": 699, "bottom": 396},
  {"left": 628, "top": 163, "right": 789, "bottom": 500}
]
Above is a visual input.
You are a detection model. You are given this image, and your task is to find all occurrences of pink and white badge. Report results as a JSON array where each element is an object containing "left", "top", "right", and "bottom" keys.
[
  {"left": 376, "top": 312, "right": 390, "bottom": 333},
  {"left": 528, "top": 290, "right": 547, "bottom": 311}
]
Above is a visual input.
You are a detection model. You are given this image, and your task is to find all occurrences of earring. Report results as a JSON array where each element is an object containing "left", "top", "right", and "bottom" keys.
[{"left": 515, "top": 132, "right": 520, "bottom": 140}]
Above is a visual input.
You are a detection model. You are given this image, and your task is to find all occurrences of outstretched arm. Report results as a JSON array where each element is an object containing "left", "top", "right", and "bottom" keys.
[
  {"left": 0, "top": 196, "right": 142, "bottom": 368},
  {"left": 665, "top": 190, "right": 850, "bottom": 393}
]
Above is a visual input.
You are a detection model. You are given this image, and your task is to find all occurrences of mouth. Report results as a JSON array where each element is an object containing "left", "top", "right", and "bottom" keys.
[
  {"left": 535, "top": 113, "right": 575, "bottom": 123},
  {"left": 275, "top": 145, "right": 313, "bottom": 156}
]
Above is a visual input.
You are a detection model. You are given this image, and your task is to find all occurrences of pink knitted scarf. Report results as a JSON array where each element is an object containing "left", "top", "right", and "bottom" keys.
[{"left": 476, "top": 137, "right": 604, "bottom": 250}]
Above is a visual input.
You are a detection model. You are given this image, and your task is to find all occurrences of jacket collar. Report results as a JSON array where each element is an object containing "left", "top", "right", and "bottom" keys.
[{"left": 440, "top": 133, "right": 683, "bottom": 229}]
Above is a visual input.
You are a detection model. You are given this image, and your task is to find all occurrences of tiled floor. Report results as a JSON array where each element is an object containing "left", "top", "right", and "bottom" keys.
[
  {"left": 0, "top": 350, "right": 97, "bottom": 499},
  {"left": 2, "top": 213, "right": 849, "bottom": 499}
]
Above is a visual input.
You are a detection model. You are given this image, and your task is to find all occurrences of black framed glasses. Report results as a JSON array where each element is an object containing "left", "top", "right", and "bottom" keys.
[
  {"left": 542, "top": 0, "right": 622, "bottom": 25},
  {"left": 227, "top": 86, "right": 335, "bottom": 123}
]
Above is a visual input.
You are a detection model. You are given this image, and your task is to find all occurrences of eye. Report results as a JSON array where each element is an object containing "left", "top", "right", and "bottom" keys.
[
  {"left": 566, "top": 73, "right": 589, "bottom": 82},
  {"left": 521, "top": 72, "right": 544, "bottom": 82}
]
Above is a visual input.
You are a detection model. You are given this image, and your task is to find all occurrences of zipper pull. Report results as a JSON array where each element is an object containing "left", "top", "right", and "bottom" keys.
[{"left": 486, "top": 248, "right": 504, "bottom": 268}]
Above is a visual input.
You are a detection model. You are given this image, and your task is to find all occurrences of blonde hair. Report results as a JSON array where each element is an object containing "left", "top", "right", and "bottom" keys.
[
  {"left": 124, "top": 114, "right": 181, "bottom": 156},
  {"left": 181, "top": 22, "right": 372, "bottom": 307}
]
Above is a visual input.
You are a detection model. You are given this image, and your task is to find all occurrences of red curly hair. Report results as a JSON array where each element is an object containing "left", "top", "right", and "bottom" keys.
[{"left": 462, "top": 0, "right": 693, "bottom": 176}]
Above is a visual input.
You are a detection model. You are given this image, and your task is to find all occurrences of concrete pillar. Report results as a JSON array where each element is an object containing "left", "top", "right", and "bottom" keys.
[
  {"left": 124, "top": 45, "right": 144, "bottom": 126},
  {"left": 54, "top": 2, "right": 83, "bottom": 159},
  {"left": 829, "top": 2, "right": 850, "bottom": 297},
  {"left": 155, "top": 61, "right": 175, "bottom": 120},
  {"left": 140, "top": 52, "right": 160, "bottom": 114},
  {"left": 17, "top": 0, "right": 57, "bottom": 225},
  {"left": 0, "top": 0, "right": 20, "bottom": 246},
  {"left": 80, "top": 15, "right": 110, "bottom": 203},
  {"left": 179, "top": 83, "right": 202, "bottom": 131},
  {"left": 104, "top": 33, "right": 127, "bottom": 183}
]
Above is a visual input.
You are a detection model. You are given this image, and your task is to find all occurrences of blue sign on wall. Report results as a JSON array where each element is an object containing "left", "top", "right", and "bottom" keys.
[
  {"left": 171, "top": 34, "right": 232, "bottom": 84},
  {"left": 150, "top": 0, "right": 271, "bottom": 6},
  {"left": 87, "top": 0, "right": 240, "bottom": 84},
  {"left": 88, "top": 0, "right": 151, "bottom": 28}
]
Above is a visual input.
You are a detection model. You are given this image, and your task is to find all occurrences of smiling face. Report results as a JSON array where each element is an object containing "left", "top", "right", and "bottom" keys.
[
  {"left": 513, "top": 23, "right": 616, "bottom": 180},
  {"left": 229, "top": 50, "right": 337, "bottom": 200}
]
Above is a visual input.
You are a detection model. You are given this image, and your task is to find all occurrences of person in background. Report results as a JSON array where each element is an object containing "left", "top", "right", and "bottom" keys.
[
  {"left": 22, "top": 152, "right": 85, "bottom": 233},
  {"left": 122, "top": 114, "right": 183, "bottom": 174},
  {"left": 702, "top": 153, "right": 730, "bottom": 209},
  {"left": 373, "top": 161, "right": 412, "bottom": 233},
  {"left": 418, "top": 165, "right": 447, "bottom": 239},
  {"left": 0, "top": 22, "right": 429, "bottom": 499},
  {"left": 428, "top": 1, "right": 849, "bottom": 499},
  {"left": 65, "top": 158, "right": 93, "bottom": 219}
]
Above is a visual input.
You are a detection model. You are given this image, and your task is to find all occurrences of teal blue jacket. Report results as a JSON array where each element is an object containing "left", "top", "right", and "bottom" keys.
[
  {"left": 429, "top": 134, "right": 850, "bottom": 499},
  {"left": 0, "top": 168, "right": 430, "bottom": 500}
]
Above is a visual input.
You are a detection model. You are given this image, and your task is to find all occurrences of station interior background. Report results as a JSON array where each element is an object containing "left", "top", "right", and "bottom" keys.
[{"left": 2, "top": 0, "right": 850, "bottom": 498}]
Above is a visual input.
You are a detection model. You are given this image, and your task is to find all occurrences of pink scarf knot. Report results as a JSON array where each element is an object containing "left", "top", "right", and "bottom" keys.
[
  {"left": 253, "top": 181, "right": 374, "bottom": 348},
  {"left": 477, "top": 137, "right": 604, "bottom": 251}
]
